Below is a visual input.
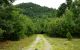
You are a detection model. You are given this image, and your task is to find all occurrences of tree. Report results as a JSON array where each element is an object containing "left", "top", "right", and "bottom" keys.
[
  {"left": 57, "top": 3, "right": 67, "bottom": 17},
  {"left": 0, "top": 0, "right": 17, "bottom": 41},
  {"left": 66, "top": 0, "right": 72, "bottom": 9},
  {"left": 0, "top": 0, "right": 15, "bottom": 5},
  {"left": 74, "top": 0, "right": 80, "bottom": 17},
  {"left": 0, "top": 28, "right": 5, "bottom": 41},
  {"left": 15, "top": 3, "right": 57, "bottom": 18}
]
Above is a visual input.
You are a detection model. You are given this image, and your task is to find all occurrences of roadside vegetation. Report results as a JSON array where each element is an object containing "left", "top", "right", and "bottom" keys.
[
  {"left": 45, "top": 36, "right": 80, "bottom": 50},
  {"left": 0, "top": 34, "right": 36, "bottom": 50}
]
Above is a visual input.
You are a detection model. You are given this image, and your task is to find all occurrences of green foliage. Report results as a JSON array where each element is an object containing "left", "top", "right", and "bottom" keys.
[
  {"left": 0, "top": 0, "right": 15, "bottom": 5},
  {"left": 15, "top": 3, "right": 57, "bottom": 18},
  {"left": 66, "top": 0, "right": 72, "bottom": 9},
  {"left": 66, "top": 32, "right": 72, "bottom": 41},
  {"left": 57, "top": 3, "right": 67, "bottom": 17},
  {"left": 46, "top": 9, "right": 75, "bottom": 37},
  {"left": 0, "top": 28, "right": 4, "bottom": 40},
  {"left": 0, "top": 28, "right": 4, "bottom": 34},
  {"left": 0, "top": 0, "right": 80, "bottom": 41}
]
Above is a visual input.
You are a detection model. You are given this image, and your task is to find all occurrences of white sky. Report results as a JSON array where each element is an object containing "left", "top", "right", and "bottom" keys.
[{"left": 13, "top": 0, "right": 66, "bottom": 9}]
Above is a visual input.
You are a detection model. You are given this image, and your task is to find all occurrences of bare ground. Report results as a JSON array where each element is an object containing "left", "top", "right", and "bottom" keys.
[{"left": 22, "top": 34, "right": 52, "bottom": 50}]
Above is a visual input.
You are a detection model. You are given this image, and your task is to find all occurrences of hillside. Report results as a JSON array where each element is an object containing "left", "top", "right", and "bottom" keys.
[{"left": 15, "top": 2, "right": 57, "bottom": 18}]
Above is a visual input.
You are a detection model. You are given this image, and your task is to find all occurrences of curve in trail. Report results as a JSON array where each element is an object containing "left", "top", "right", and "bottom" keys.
[{"left": 22, "top": 34, "right": 52, "bottom": 50}]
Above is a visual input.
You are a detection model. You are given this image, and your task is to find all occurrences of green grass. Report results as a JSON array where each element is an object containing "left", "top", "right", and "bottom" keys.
[
  {"left": 0, "top": 34, "right": 37, "bottom": 50},
  {"left": 1, "top": 34, "right": 80, "bottom": 50},
  {"left": 45, "top": 36, "right": 80, "bottom": 50},
  {"left": 35, "top": 35, "right": 45, "bottom": 50}
]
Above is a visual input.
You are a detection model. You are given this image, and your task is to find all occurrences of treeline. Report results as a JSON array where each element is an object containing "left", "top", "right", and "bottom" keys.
[
  {"left": 15, "top": 2, "right": 57, "bottom": 18},
  {"left": 0, "top": 0, "right": 80, "bottom": 41}
]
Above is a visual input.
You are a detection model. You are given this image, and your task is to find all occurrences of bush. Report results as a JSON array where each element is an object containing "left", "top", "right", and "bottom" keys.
[
  {"left": 0, "top": 28, "right": 5, "bottom": 41},
  {"left": 66, "top": 32, "right": 72, "bottom": 41}
]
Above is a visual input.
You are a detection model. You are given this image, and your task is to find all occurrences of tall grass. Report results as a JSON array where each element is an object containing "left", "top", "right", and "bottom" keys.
[
  {"left": 45, "top": 35, "right": 80, "bottom": 50},
  {"left": 0, "top": 34, "right": 37, "bottom": 50}
]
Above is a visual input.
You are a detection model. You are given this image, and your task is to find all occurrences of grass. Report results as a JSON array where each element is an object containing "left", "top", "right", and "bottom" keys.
[
  {"left": 0, "top": 34, "right": 80, "bottom": 50},
  {"left": 45, "top": 36, "right": 80, "bottom": 50},
  {"left": 0, "top": 34, "right": 37, "bottom": 50},
  {"left": 35, "top": 35, "right": 45, "bottom": 50},
  {"left": 35, "top": 39, "right": 44, "bottom": 50}
]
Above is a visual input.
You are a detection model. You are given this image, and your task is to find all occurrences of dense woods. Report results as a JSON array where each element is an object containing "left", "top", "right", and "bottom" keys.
[
  {"left": 15, "top": 3, "right": 57, "bottom": 18},
  {"left": 0, "top": 0, "right": 80, "bottom": 41}
]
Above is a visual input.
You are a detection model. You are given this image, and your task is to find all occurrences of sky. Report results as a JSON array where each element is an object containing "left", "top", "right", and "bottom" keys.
[{"left": 13, "top": 0, "right": 66, "bottom": 9}]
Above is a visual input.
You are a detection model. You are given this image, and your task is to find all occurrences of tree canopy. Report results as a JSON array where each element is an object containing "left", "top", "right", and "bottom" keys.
[
  {"left": 0, "top": 0, "right": 80, "bottom": 41},
  {"left": 15, "top": 3, "right": 57, "bottom": 18}
]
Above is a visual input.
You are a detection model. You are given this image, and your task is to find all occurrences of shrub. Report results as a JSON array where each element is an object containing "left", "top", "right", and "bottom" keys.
[
  {"left": 66, "top": 32, "right": 72, "bottom": 41},
  {"left": 0, "top": 28, "right": 5, "bottom": 41}
]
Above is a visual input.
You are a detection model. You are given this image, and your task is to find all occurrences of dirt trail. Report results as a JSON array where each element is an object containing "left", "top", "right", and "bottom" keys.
[{"left": 22, "top": 34, "right": 52, "bottom": 50}]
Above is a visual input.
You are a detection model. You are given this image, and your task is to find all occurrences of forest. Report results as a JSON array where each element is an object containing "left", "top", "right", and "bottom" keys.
[
  {"left": 0, "top": 0, "right": 80, "bottom": 50},
  {"left": 0, "top": 0, "right": 80, "bottom": 41}
]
